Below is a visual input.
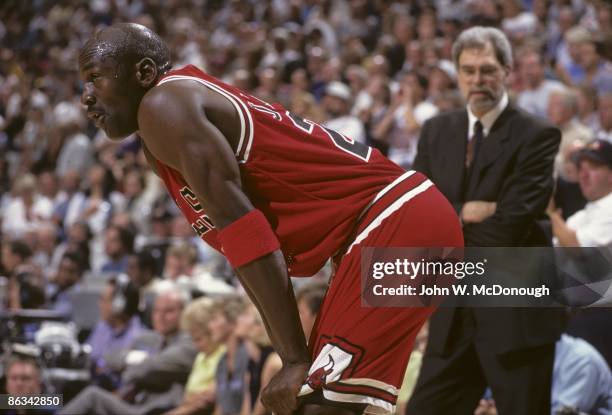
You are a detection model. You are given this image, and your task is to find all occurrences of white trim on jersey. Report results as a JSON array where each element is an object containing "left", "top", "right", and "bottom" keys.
[
  {"left": 346, "top": 179, "right": 434, "bottom": 255},
  {"left": 157, "top": 75, "right": 255, "bottom": 163},
  {"left": 322, "top": 390, "right": 395, "bottom": 414},
  {"left": 339, "top": 378, "right": 399, "bottom": 396},
  {"left": 355, "top": 170, "right": 417, "bottom": 224}
]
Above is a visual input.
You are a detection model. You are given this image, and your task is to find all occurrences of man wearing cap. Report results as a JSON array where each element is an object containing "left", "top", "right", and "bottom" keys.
[
  {"left": 549, "top": 139, "right": 612, "bottom": 247},
  {"left": 322, "top": 81, "right": 366, "bottom": 144}
]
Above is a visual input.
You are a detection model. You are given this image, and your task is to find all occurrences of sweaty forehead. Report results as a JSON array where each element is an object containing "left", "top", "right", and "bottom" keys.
[{"left": 79, "top": 31, "right": 125, "bottom": 70}]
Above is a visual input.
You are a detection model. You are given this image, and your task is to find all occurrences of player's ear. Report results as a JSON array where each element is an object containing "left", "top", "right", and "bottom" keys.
[{"left": 135, "top": 58, "right": 157, "bottom": 88}]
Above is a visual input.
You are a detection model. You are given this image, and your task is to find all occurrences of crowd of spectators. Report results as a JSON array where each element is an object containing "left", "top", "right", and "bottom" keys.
[{"left": 0, "top": 0, "right": 611, "bottom": 414}]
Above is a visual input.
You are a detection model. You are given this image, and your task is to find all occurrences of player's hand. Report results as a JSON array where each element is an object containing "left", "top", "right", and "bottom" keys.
[{"left": 261, "top": 361, "right": 310, "bottom": 415}]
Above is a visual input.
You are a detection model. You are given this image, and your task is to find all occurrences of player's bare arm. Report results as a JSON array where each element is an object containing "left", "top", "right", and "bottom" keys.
[{"left": 137, "top": 81, "right": 310, "bottom": 414}]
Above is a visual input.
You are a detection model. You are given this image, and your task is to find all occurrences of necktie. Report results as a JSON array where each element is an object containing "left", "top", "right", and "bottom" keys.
[{"left": 466, "top": 120, "right": 483, "bottom": 168}]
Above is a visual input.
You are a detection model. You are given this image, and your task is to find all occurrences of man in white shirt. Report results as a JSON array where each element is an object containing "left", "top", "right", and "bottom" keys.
[
  {"left": 321, "top": 81, "right": 366, "bottom": 144},
  {"left": 549, "top": 139, "right": 612, "bottom": 247},
  {"left": 516, "top": 48, "right": 565, "bottom": 119}
]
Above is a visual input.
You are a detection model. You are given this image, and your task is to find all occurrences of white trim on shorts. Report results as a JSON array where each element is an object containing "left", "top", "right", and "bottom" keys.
[
  {"left": 340, "top": 378, "right": 399, "bottom": 395},
  {"left": 346, "top": 179, "right": 434, "bottom": 255},
  {"left": 322, "top": 390, "right": 394, "bottom": 414}
]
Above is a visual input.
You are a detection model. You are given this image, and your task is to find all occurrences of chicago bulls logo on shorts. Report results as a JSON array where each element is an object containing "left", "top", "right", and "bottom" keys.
[
  {"left": 306, "top": 355, "right": 335, "bottom": 390},
  {"left": 299, "top": 338, "right": 363, "bottom": 396}
]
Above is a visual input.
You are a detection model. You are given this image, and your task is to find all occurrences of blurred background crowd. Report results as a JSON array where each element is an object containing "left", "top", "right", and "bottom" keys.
[{"left": 0, "top": 0, "right": 610, "bottom": 414}]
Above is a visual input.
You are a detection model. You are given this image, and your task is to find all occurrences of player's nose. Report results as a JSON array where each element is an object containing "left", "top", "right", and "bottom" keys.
[{"left": 81, "top": 83, "right": 96, "bottom": 107}]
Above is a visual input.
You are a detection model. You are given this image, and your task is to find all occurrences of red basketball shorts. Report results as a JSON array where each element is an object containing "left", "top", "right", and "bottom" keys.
[{"left": 298, "top": 171, "right": 464, "bottom": 414}]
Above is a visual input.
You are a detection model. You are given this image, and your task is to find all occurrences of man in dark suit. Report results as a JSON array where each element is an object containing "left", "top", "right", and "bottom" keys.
[{"left": 407, "top": 26, "right": 565, "bottom": 415}]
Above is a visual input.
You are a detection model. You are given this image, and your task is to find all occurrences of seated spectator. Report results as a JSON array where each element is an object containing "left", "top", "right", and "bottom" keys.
[
  {"left": 74, "top": 163, "right": 122, "bottom": 240},
  {"left": 554, "top": 141, "right": 588, "bottom": 220},
  {"left": 397, "top": 322, "right": 429, "bottom": 415},
  {"left": 214, "top": 297, "right": 250, "bottom": 415},
  {"left": 162, "top": 242, "right": 198, "bottom": 282},
  {"left": 549, "top": 139, "right": 612, "bottom": 247},
  {"left": 30, "top": 221, "right": 60, "bottom": 280},
  {"left": 121, "top": 166, "right": 154, "bottom": 236},
  {"left": 474, "top": 334, "right": 612, "bottom": 415},
  {"left": 100, "top": 224, "right": 135, "bottom": 274},
  {"left": 45, "top": 251, "right": 86, "bottom": 317},
  {"left": 501, "top": 0, "right": 537, "bottom": 41},
  {"left": 164, "top": 297, "right": 231, "bottom": 415},
  {"left": 52, "top": 101, "right": 93, "bottom": 178},
  {"left": 595, "top": 92, "right": 611, "bottom": 142},
  {"left": 49, "top": 220, "right": 92, "bottom": 277},
  {"left": 289, "top": 89, "right": 325, "bottom": 125},
  {"left": 578, "top": 36, "right": 612, "bottom": 93},
  {"left": 548, "top": 139, "right": 612, "bottom": 386},
  {"left": 295, "top": 280, "right": 327, "bottom": 341},
  {"left": 3, "top": 355, "right": 43, "bottom": 395},
  {"left": 60, "top": 287, "right": 197, "bottom": 415},
  {"left": 322, "top": 81, "right": 367, "bottom": 144},
  {"left": 86, "top": 274, "right": 143, "bottom": 384},
  {"left": 545, "top": 5, "right": 576, "bottom": 69},
  {"left": 576, "top": 84, "right": 601, "bottom": 133},
  {"left": 372, "top": 70, "right": 438, "bottom": 169},
  {"left": 105, "top": 287, "right": 191, "bottom": 373},
  {"left": 234, "top": 303, "right": 282, "bottom": 415},
  {"left": 427, "top": 60, "right": 457, "bottom": 101},
  {"left": 516, "top": 47, "right": 564, "bottom": 119},
  {"left": 169, "top": 215, "right": 222, "bottom": 271},
  {"left": 2, "top": 355, "right": 54, "bottom": 415},
  {"left": 2, "top": 173, "right": 53, "bottom": 239},
  {"left": 1, "top": 239, "right": 45, "bottom": 310},
  {"left": 126, "top": 249, "right": 163, "bottom": 327},
  {"left": 552, "top": 334, "right": 612, "bottom": 415},
  {"left": 355, "top": 75, "right": 391, "bottom": 149},
  {"left": 52, "top": 169, "right": 85, "bottom": 235},
  {"left": 548, "top": 87, "right": 593, "bottom": 176}
]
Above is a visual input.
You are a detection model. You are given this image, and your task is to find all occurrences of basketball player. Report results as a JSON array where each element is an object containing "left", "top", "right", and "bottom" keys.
[{"left": 78, "top": 23, "right": 463, "bottom": 415}]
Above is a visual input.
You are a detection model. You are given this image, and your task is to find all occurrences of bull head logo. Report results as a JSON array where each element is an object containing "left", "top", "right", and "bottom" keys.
[{"left": 306, "top": 355, "right": 335, "bottom": 390}]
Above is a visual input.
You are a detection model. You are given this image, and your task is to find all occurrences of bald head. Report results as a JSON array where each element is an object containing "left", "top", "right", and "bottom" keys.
[
  {"left": 152, "top": 287, "right": 188, "bottom": 337},
  {"left": 78, "top": 23, "right": 173, "bottom": 139},
  {"left": 79, "top": 23, "right": 171, "bottom": 76}
]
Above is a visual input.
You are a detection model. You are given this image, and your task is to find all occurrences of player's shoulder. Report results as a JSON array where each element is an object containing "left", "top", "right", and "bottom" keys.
[{"left": 139, "top": 78, "right": 204, "bottom": 121}]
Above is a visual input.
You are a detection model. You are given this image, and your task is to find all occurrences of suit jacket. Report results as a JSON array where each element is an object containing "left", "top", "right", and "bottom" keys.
[
  {"left": 122, "top": 331, "right": 197, "bottom": 390},
  {"left": 413, "top": 104, "right": 566, "bottom": 356}
]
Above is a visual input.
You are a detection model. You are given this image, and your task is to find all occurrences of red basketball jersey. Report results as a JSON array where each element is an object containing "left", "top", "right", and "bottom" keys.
[{"left": 153, "top": 65, "right": 405, "bottom": 276}]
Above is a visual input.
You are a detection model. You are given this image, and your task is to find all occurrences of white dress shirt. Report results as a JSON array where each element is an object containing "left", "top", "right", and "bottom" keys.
[{"left": 467, "top": 92, "right": 509, "bottom": 141}]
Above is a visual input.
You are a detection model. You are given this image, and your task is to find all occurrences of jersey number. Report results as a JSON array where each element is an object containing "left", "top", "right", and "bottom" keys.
[
  {"left": 286, "top": 111, "right": 371, "bottom": 162},
  {"left": 247, "top": 100, "right": 371, "bottom": 162},
  {"left": 179, "top": 186, "right": 214, "bottom": 236},
  {"left": 179, "top": 187, "right": 203, "bottom": 212}
]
